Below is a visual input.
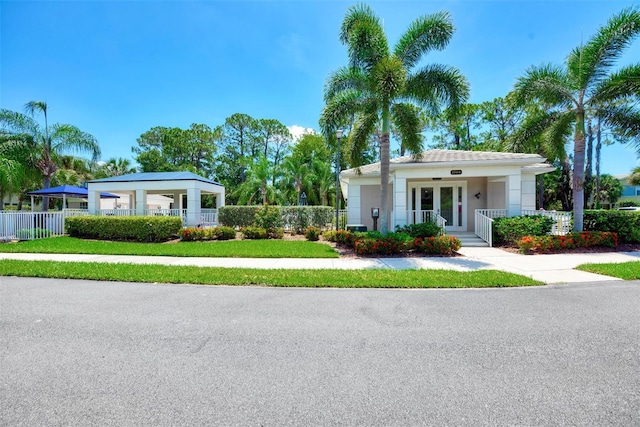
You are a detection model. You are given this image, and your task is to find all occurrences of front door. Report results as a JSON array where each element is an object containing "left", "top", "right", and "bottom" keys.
[{"left": 409, "top": 183, "right": 466, "bottom": 231}]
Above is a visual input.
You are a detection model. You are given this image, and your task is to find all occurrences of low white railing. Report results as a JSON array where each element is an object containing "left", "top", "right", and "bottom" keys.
[
  {"left": 521, "top": 210, "right": 572, "bottom": 235},
  {"left": 475, "top": 210, "right": 495, "bottom": 246},
  {"left": 406, "top": 210, "right": 438, "bottom": 225},
  {"left": 475, "top": 209, "right": 508, "bottom": 219},
  {"left": 145, "top": 208, "right": 186, "bottom": 218},
  {"left": 201, "top": 209, "right": 218, "bottom": 226},
  {"left": 97, "top": 209, "right": 136, "bottom": 217}
]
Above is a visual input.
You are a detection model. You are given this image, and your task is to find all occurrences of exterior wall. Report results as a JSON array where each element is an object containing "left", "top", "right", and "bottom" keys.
[
  {"left": 487, "top": 181, "right": 506, "bottom": 209},
  {"left": 357, "top": 184, "right": 393, "bottom": 231},
  {"left": 521, "top": 174, "right": 537, "bottom": 211},
  {"left": 465, "top": 177, "right": 486, "bottom": 231}
]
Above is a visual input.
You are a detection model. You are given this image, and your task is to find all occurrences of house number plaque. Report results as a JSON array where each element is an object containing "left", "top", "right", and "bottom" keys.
[{"left": 450, "top": 170, "right": 462, "bottom": 175}]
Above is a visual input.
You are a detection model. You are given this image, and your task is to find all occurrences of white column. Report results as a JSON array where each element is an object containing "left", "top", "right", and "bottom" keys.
[
  {"left": 135, "top": 189, "right": 146, "bottom": 216},
  {"left": 88, "top": 191, "right": 99, "bottom": 215},
  {"left": 216, "top": 189, "right": 225, "bottom": 208},
  {"left": 521, "top": 174, "right": 537, "bottom": 211},
  {"left": 507, "top": 174, "right": 521, "bottom": 217},
  {"left": 393, "top": 176, "right": 407, "bottom": 228},
  {"left": 186, "top": 187, "right": 201, "bottom": 226}
]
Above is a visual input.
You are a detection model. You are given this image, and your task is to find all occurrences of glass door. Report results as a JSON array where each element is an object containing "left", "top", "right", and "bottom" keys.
[{"left": 439, "top": 187, "right": 454, "bottom": 228}]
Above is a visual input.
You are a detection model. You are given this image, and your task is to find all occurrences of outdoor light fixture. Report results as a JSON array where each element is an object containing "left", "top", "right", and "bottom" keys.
[
  {"left": 335, "top": 129, "right": 343, "bottom": 230},
  {"left": 475, "top": 192, "right": 481, "bottom": 199}
]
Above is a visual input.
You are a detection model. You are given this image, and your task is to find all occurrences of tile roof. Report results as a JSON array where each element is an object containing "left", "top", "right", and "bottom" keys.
[{"left": 342, "top": 149, "right": 548, "bottom": 176}]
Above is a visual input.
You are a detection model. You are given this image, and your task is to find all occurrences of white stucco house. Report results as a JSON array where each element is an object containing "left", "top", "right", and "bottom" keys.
[{"left": 340, "top": 150, "right": 555, "bottom": 234}]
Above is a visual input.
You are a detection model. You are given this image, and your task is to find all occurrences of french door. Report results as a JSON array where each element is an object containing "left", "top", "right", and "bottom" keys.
[{"left": 409, "top": 183, "right": 466, "bottom": 231}]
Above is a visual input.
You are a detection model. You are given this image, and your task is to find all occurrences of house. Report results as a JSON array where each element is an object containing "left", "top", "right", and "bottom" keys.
[
  {"left": 340, "top": 149, "right": 555, "bottom": 233},
  {"left": 616, "top": 174, "right": 640, "bottom": 205}
]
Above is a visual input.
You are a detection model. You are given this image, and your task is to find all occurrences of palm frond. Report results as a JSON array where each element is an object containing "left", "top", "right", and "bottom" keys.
[
  {"left": 348, "top": 111, "right": 379, "bottom": 167},
  {"left": 340, "top": 3, "right": 389, "bottom": 70},
  {"left": 320, "top": 90, "right": 375, "bottom": 135},
  {"left": 506, "top": 109, "right": 571, "bottom": 158},
  {"left": 513, "top": 64, "right": 575, "bottom": 108},
  {"left": 49, "top": 124, "right": 101, "bottom": 162},
  {"left": 324, "top": 67, "right": 369, "bottom": 102},
  {"left": 390, "top": 103, "right": 423, "bottom": 156},
  {"left": 542, "top": 111, "right": 574, "bottom": 161},
  {"left": 0, "top": 109, "right": 40, "bottom": 136},
  {"left": 404, "top": 63, "right": 469, "bottom": 115},
  {"left": 394, "top": 11, "right": 453, "bottom": 70},
  {"left": 601, "top": 104, "right": 640, "bottom": 154},
  {"left": 590, "top": 64, "right": 640, "bottom": 105},
  {"left": 567, "top": 6, "right": 640, "bottom": 90}
]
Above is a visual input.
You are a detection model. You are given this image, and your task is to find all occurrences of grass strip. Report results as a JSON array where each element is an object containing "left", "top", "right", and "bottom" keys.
[
  {"left": 0, "top": 260, "right": 543, "bottom": 288},
  {"left": 0, "top": 236, "right": 339, "bottom": 259},
  {"left": 576, "top": 261, "right": 640, "bottom": 280}
]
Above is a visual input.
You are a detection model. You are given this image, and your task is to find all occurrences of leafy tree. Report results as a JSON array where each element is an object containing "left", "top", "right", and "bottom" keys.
[
  {"left": 321, "top": 4, "right": 469, "bottom": 232},
  {"left": 629, "top": 166, "right": 640, "bottom": 186},
  {"left": 512, "top": 7, "right": 640, "bottom": 230},
  {"left": 215, "top": 114, "right": 260, "bottom": 194},
  {"left": 281, "top": 155, "right": 312, "bottom": 206},
  {"left": 0, "top": 102, "right": 101, "bottom": 210},
  {"left": 236, "top": 155, "right": 276, "bottom": 205},
  {"left": 100, "top": 157, "right": 137, "bottom": 177},
  {"left": 429, "top": 103, "right": 482, "bottom": 151},
  {"left": 255, "top": 119, "right": 292, "bottom": 182},
  {"left": 596, "top": 174, "right": 623, "bottom": 207},
  {"left": 310, "top": 159, "right": 334, "bottom": 206}
]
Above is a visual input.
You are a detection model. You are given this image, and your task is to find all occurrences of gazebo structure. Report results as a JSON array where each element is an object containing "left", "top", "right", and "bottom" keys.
[{"left": 87, "top": 172, "right": 225, "bottom": 226}]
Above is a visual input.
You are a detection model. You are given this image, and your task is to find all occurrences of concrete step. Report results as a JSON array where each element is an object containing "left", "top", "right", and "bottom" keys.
[{"left": 447, "top": 233, "right": 489, "bottom": 247}]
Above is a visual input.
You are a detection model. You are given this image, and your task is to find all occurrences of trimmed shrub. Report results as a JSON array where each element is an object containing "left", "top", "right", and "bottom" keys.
[
  {"left": 414, "top": 236, "right": 462, "bottom": 255},
  {"left": 618, "top": 200, "right": 640, "bottom": 207},
  {"left": 396, "top": 222, "right": 442, "bottom": 238},
  {"left": 218, "top": 206, "right": 259, "bottom": 228},
  {"left": 354, "top": 237, "right": 405, "bottom": 255},
  {"left": 281, "top": 206, "right": 334, "bottom": 231},
  {"left": 210, "top": 226, "right": 236, "bottom": 240},
  {"left": 584, "top": 210, "right": 640, "bottom": 243},
  {"left": 66, "top": 216, "right": 182, "bottom": 242},
  {"left": 517, "top": 231, "right": 619, "bottom": 253},
  {"left": 241, "top": 226, "right": 268, "bottom": 240},
  {"left": 493, "top": 215, "right": 554, "bottom": 245},
  {"left": 254, "top": 205, "right": 282, "bottom": 233},
  {"left": 305, "top": 227, "right": 320, "bottom": 241},
  {"left": 179, "top": 227, "right": 206, "bottom": 241}
]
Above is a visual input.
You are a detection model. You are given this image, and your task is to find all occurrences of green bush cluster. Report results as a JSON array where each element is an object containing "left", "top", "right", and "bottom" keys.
[
  {"left": 241, "top": 226, "right": 268, "bottom": 240},
  {"left": 517, "top": 231, "right": 619, "bottom": 253},
  {"left": 66, "top": 216, "right": 182, "bottom": 242},
  {"left": 493, "top": 215, "right": 554, "bottom": 245},
  {"left": 395, "top": 221, "right": 443, "bottom": 238},
  {"left": 219, "top": 205, "right": 334, "bottom": 231},
  {"left": 178, "top": 226, "right": 236, "bottom": 242},
  {"left": 323, "top": 229, "right": 460, "bottom": 256},
  {"left": 584, "top": 210, "right": 640, "bottom": 243},
  {"left": 305, "top": 227, "right": 320, "bottom": 241},
  {"left": 218, "top": 206, "right": 259, "bottom": 228}
]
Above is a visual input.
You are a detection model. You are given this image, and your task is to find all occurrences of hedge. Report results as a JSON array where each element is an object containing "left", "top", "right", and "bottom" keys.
[
  {"left": 493, "top": 215, "right": 554, "bottom": 245},
  {"left": 66, "top": 216, "right": 182, "bottom": 242},
  {"left": 219, "top": 205, "right": 335, "bottom": 231},
  {"left": 517, "top": 231, "right": 618, "bottom": 253},
  {"left": 584, "top": 210, "right": 640, "bottom": 243}
]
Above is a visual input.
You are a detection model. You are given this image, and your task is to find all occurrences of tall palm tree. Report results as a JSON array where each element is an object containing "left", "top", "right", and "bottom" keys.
[
  {"left": 236, "top": 155, "right": 275, "bottom": 205},
  {"left": 321, "top": 4, "right": 469, "bottom": 233},
  {"left": 281, "top": 156, "right": 311, "bottom": 205},
  {"left": 103, "top": 157, "right": 136, "bottom": 177},
  {"left": 0, "top": 101, "right": 101, "bottom": 210},
  {"left": 512, "top": 7, "right": 640, "bottom": 230}
]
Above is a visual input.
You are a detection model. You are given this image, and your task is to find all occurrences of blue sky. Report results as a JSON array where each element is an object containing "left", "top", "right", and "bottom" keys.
[{"left": 1, "top": 0, "right": 639, "bottom": 175}]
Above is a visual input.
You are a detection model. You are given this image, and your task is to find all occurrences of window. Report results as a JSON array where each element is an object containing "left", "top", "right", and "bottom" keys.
[{"left": 636, "top": 187, "right": 640, "bottom": 196}]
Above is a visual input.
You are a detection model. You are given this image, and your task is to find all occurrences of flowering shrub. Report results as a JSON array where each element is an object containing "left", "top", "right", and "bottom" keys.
[
  {"left": 517, "top": 231, "right": 619, "bottom": 253},
  {"left": 305, "top": 227, "right": 320, "bottom": 241},
  {"left": 414, "top": 236, "right": 461, "bottom": 255},
  {"left": 178, "top": 227, "right": 205, "bottom": 241},
  {"left": 354, "top": 237, "right": 406, "bottom": 255},
  {"left": 241, "top": 226, "right": 268, "bottom": 240},
  {"left": 210, "top": 226, "right": 236, "bottom": 240}
]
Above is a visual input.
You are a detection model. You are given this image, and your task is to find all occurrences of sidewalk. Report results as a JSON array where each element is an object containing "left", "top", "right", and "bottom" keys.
[{"left": 1, "top": 248, "right": 639, "bottom": 284}]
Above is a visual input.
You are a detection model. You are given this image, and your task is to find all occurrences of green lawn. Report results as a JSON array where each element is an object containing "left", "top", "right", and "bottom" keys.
[
  {"left": 0, "top": 260, "right": 542, "bottom": 288},
  {"left": 0, "top": 236, "right": 339, "bottom": 258},
  {"left": 576, "top": 261, "right": 640, "bottom": 280}
]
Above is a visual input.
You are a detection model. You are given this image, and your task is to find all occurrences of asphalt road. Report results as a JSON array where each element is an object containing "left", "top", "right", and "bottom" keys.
[{"left": 1, "top": 277, "right": 639, "bottom": 426}]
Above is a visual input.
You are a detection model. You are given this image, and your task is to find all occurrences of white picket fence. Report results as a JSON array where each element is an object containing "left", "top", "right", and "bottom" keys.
[
  {"left": 474, "top": 209, "right": 572, "bottom": 246},
  {"left": 0, "top": 210, "right": 89, "bottom": 241}
]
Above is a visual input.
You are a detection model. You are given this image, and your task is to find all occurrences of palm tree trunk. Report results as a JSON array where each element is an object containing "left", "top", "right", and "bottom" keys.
[
  {"left": 573, "top": 110, "right": 586, "bottom": 231},
  {"left": 584, "top": 119, "right": 594, "bottom": 209},
  {"left": 379, "top": 106, "right": 391, "bottom": 234},
  {"left": 595, "top": 117, "right": 602, "bottom": 209}
]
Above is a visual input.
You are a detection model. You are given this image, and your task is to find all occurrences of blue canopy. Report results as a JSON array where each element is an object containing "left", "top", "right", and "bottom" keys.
[{"left": 27, "top": 185, "right": 120, "bottom": 199}]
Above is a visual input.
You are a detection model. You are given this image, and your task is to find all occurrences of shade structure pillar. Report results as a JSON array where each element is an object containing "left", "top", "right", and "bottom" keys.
[
  {"left": 216, "top": 189, "right": 225, "bottom": 208},
  {"left": 135, "top": 189, "right": 147, "bottom": 216},
  {"left": 186, "top": 187, "right": 201, "bottom": 226},
  {"left": 88, "top": 191, "right": 99, "bottom": 215}
]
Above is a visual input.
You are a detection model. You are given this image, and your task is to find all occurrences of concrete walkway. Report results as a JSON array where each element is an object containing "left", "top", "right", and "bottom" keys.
[{"left": 2, "top": 248, "right": 640, "bottom": 284}]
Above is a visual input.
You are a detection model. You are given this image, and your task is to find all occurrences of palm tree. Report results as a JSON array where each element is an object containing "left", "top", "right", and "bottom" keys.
[
  {"left": 310, "top": 159, "right": 334, "bottom": 206},
  {"left": 103, "top": 157, "right": 136, "bottom": 177},
  {"left": 281, "top": 155, "right": 312, "bottom": 205},
  {"left": 236, "top": 155, "right": 275, "bottom": 205},
  {"left": 0, "top": 101, "right": 101, "bottom": 210},
  {"left": 320, "top": 4, "right": 469, "bottom": 233},
  {"left": 629, "top": 166, "right": 640, "bottom": 186},
  {"left": 512, "top": 7, "right": 640, "bottom": 230}
]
